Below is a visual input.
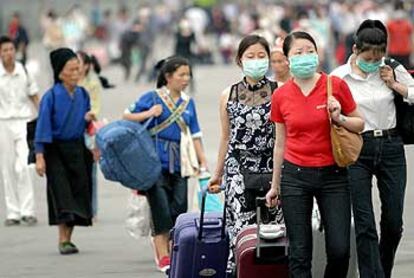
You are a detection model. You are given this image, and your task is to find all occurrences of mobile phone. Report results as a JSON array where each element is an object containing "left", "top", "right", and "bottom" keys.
[{"left": 379, "top": 57, "right": 386, "bottom": 68}]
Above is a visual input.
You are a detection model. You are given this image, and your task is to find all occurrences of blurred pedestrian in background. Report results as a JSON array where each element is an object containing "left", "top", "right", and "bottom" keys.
[
  {"left": 0, "top": 35, "right": 39, "bottom": 227},
  {"left": 134, "top": 6, "right": 156, "bottom": 83},
  {"left": 270, "top": 38, "right": 291, "bottom": 85},
  {"left": 41, "top": 9, "right": 64, "bottom": 52},
  {"left": 7, "top": 12, "right": 29, "bottom": 65},
  {"left": 35, "top": 48, "right": 95, "bottom": 255},
  {"left": 386, "top": 3, "right": 413, "bottom": 69},
  {"left": 61, "top": 4, "right": 89, "bottom": 52},
  {"left": 78, "top": 50, "right": 103, "bottom": 220},
  {"left": 119, "top": 20, "right": 141, "bottom": 81},
  {"left": 174, "top": 18, "right": 196, "bottom": 92}
]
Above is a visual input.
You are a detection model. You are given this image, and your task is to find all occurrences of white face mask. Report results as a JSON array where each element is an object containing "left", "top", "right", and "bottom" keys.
[{"left": 241, "top": 58, "right": 269, "bottom": 81}]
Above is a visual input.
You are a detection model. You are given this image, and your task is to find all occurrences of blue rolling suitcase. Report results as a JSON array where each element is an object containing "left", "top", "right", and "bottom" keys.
[{"left": 169, "top": 190, "right": 229, "bottom": 278}]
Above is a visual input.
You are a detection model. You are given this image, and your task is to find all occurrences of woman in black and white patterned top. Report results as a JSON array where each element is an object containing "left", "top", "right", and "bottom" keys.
[{"left": 208, "top": 35, "right": 284, "bottom": 275}]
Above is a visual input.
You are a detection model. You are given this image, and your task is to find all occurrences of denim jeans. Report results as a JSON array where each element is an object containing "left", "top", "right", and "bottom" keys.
[
  {"left": 280, "top": 160, "right": 351, "bottom": 278},
  {"left": 146, "top": 170, "right": 188, "bottom": 235},
  {"left": 349, "top": 134, "right": 406, "bottom": 278}
]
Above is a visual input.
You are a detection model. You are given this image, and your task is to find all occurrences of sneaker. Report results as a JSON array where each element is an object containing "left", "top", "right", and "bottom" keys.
[
  {"left": 59, "top": 242, "right": 79, "bottom": 255},
  {"left": 4, "top": 219, "right": 20, "bottom": 226},
  {"left": 21, "top": 216, "right": 38, "bottom": 226},
  {"left": 157, "top": 256, "right": 170, "bottom": 273}
]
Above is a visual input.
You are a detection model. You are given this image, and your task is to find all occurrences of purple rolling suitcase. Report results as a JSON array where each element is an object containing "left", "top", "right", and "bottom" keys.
[{"left": 169, "top": 190, "right": 229, "bottom": 278}]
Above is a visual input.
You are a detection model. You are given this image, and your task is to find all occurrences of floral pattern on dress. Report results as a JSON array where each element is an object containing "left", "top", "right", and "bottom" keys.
[{"left": 224, "top": 80, "right": 284, "bottom": 273}]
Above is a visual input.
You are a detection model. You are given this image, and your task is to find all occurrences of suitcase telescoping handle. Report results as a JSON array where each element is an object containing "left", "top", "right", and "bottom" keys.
[
  {"left": 255, "top": 197, "right": 270, "bottom": 227},
  {"left": 255, "top": 197, "right": 288, "bottom": 262},
  {"left": 198, "top": 185, "right": 227, "bottom": 241}
]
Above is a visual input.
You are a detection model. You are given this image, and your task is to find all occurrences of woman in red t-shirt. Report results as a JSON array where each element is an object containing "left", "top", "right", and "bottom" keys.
[{"left": 265, "top": 31, "right": 364, "bottom": 277}]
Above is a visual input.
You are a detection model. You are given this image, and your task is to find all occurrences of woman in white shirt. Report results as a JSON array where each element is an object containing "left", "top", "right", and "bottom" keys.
[{"left": 331, "top": 19, "right": 414, "bottom": 278}]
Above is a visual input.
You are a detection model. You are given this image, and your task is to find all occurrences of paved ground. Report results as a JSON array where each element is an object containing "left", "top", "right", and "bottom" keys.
[{"left": 0, "top": 43, "right": 414, "bottom": 278}]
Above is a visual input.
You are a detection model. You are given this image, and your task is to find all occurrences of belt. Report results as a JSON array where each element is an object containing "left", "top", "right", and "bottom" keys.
[
  {"left": 362, "top": 128, "right": 399, "bottom": 138},
  {"left": 158, "top": 138, "right": 179, "bottom": 174}
]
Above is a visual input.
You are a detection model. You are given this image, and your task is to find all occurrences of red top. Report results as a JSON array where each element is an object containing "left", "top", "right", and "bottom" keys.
[
  {"left": 270, "top": 73, "right": 357, "bottom": 167},
  {"left": 387, "top": 19, "right": 413, "bottom": 55}
]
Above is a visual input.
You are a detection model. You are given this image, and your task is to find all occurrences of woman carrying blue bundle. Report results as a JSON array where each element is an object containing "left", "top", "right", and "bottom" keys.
[{"left": 123, "top": 56, "right": 208, "bottom": 273}]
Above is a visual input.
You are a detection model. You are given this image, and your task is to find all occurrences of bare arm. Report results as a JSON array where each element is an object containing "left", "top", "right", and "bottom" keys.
[
  {"left": 333, "top": 108, "right": 365, "bottom": 133},
  {"left": 30, "top": 94, "right": 40, "bottom": 110},
  {"left": 213, "top": 89, "right": 231, "bottom": 177},
  {"left": 328, "top": 96, "right": 365, "bottom": 133},
  {"left": 266, "top": 123, "right": 286, "bottom": 206},
  {"left": 35, "top": 153, "right": 46, "bottom": 177},
  {"left": 208, "top": 89, "right": 230, "bottom": 192},
  {"left": 122, "top": 105, "right": 162, "bottom": 122},
  {"left": 271, "top": 123, "right": 286, "bottom": 191}
]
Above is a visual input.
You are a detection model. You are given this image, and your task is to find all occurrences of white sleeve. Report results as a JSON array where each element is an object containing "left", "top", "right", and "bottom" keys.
[
  {"left": 395, "top": 65, "right": 414, "bottom": 104},
  {"left": 27, "top": 72, "right": 39, "bottom": 96}
]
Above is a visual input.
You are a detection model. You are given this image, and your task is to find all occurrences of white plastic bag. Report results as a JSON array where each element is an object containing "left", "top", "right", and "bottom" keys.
[{"left": 125, "top": 191, "right": 151, "bottom": 239}]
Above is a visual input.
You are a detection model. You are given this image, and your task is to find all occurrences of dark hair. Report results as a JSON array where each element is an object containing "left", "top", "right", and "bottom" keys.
[
  {"left": 47, "top": 10, "right": 57, "bottom": 20},
  {"left": 0, "top": 36, "right": 14, "bottom": 49},
  {"left": 77, "top": 50, "right": 92, "bottom": 74},
  {"left": 90, "top": 55, "right": 102, "bottom": 74},
  {"left": 283, "top": 31, "right": 318, "bottom": 56},
  {"left": 353, "top": 19, "right": 387, "bottom": 55},
  {"left": 77, "top": 50, "right": 114, "bottom": 88},
  {"left": 235, "top": 35, "right": 270, "bottom": 65},
  {"left": 155, "top": 56, "right": 191, "bottom": 88}
]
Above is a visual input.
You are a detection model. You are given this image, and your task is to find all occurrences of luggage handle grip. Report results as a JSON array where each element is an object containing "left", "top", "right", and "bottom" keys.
[
  {"left": 255, "top": 196, "right": 287, "bottom": 258},
  {"left": 195, "top": 218, "right": 223, "bottom": 229},
  {"left": 198, "top": 186, "right": 226, "bottom": 241}
]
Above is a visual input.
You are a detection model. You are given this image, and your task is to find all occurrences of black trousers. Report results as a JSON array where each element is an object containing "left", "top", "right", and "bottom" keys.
[
  {"left": 349, "top": 134, "right": 406, "bottom": 278},
  {"left": 281, "top": 160, "right": 351, "bottom": 278},
  {"left": 146, "top": 171, "right": 188, "bottom": 236}
]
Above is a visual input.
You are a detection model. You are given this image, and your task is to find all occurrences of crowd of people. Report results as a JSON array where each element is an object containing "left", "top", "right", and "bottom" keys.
[
  {"left": 4, "top": 1, "right": 414, "bottom": 83},
  {"left": 1, "top": 1, "right": 414, "bottom": 278}
]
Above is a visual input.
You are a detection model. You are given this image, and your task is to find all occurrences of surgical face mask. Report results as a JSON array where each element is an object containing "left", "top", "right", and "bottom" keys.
[
  {"left": 356, "top": 58, "right": 382, "bottom": 73},
  {"left": 289, "top": 53, "right": 319, "bottom": 79},
  {"left": 242, "top": 58, "right": 269, "bottom": 81}
]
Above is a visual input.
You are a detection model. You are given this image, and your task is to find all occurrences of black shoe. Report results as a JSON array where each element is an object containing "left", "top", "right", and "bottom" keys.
[
  {"left": 4, "top": 219, "right": 20, "bottom": 226},
  {"left": 21, "top": 216, "right": 38, "bottom": 226},
  {"left": 68, "top": 242, "right": 79, "bottom": 253},
  {"left": 59, "top": 242, "right": 79, "bottom": 255}
]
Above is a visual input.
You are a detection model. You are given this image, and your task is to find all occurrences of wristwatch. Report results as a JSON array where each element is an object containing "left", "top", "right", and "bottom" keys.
[{"left": 338, "top": 114, "right": 347, "bottom": 123}]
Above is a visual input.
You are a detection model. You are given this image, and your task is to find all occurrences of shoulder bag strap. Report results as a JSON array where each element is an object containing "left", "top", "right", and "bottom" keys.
[
  {"left": 327, "top": 75, "right": 333, "bottom": 124},
  {"left": 148, "top": 89, "right": 190, "bottom": 135}
]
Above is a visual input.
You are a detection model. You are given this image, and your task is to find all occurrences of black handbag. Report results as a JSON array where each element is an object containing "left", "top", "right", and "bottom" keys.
[
  {"left": 241, "top": 166, "right": 273, "bottom": 213},
  {"left": 27, "top": 119, "right": 37, "bottom": 164},
  {"left": 394, "top": 93, "right": 414, "bottom": 144},
  {"left": 385, "top": 58, "right": 414, "bottom": 144}
]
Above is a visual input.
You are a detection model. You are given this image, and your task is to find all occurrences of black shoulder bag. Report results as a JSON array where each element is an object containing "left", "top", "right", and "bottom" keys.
[{"left": 385, "top": 58, "right": 414, "bottom": 144}]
